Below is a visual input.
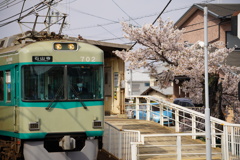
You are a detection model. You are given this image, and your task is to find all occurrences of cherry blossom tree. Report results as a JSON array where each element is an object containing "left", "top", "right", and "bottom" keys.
[{"left": 114, "top": 18, "right": 240, "bottom": 123}]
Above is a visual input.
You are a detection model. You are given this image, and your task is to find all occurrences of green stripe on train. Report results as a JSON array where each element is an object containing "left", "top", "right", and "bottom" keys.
[
  {"left": 19, "top": 101, "right": 104, "bottom": 109},
  {"left": 0, "top": 130, "right": 104, "bottom": 139},
  {"left": 19, "top": 62, "right": 103, "bottom": 65}
]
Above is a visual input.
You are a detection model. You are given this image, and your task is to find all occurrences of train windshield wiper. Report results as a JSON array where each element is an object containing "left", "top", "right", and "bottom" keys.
[
  {"left": 45, "top": 85, "right": 63, "bottom": 110},
  {"left": 70, "top": 85, "right": 87, "bottom": 110}
]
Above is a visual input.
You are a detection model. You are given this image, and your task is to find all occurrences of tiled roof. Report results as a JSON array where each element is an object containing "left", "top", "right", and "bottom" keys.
[
  {"left": 196, "top": 3, "right": 240, "bottom": 17},
  {"left": 141, "top": 86, "right": 173, "bottom": 96},
  {"left": 175, "top": 3, "right": 240, "bottom": 28}
]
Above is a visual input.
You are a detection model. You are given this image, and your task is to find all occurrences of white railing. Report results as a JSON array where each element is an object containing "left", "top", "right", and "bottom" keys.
[
  {"left": 131, "top": 133, "right": 223, "bottom": 160},
  {"left": 126, "top": 96, "right": 240, "bottom": 160},
  {"left": 104, "top": 96, "right": 240, "bottom": 160},
  {"left": 103, "top": 121, "right": 140, "bottom": 160},
  {"left": 223, "top": 124, "right": 240, "bottom": 160}
]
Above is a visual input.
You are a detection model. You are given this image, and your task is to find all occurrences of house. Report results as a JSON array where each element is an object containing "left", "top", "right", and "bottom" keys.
[
  {"left": 141, "top": 86, "right": 173, "bottom": 101},
  {"left": 125, "top": 67, "right": 150, "bottom": 97},
  {"left": 174, "top": 3, "right": 240, "bottom": 98}
]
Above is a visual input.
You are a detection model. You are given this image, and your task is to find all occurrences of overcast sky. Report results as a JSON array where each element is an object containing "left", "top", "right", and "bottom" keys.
[{"left": 0, "top": 0, "right": 239, "bottom": 44}]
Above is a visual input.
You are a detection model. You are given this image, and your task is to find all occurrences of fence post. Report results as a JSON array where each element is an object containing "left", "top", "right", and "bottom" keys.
[
  {"left": 231, "top": 126, "right": 235, "bottom": 155},
  {"left": 118, "top": 131, "right": 122, "bottom": 159},
  {"left": 225, "top": 125, "right": 230, "bottom": 160},
  {"left": 146, "top": 98, "right": 150, "bottom": 121},
  {"left": 108, "top": 124, "right": 111, "bottom": 152},
  {"left": 176, "top": 135, "right": 182, "bottom": 160},
  {"left": 221, "top": 130, "right": 227, "bottom": 160},
  {"left": 136, "top": 97, "right": 139, "bottom": 120},
  {"left": 192, "top": 115, "right": 196, "bottom": 139},
  {"left": 175, "top": 109, "right": 180, "bottom": 132},
  {"left": 211, "top": 122, "right": 216, "bottom": 148},
  {"left": 160, "top": 103, "right": 164, "bottom": 126},
  {"left": 131, "top": 143, "right": 137, "bottom": 160}
]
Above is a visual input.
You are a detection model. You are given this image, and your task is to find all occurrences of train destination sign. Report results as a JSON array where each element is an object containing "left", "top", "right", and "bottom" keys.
[{"left": 32, "top": 56, "right": 53, "bottom": 62}]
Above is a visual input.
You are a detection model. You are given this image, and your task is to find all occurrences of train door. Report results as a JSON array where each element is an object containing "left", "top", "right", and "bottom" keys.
[
  {"left": 0, "top": 67, "right": 17, "bottom": 132},
  {"left": 14, "top": 66, "right": 19, "bottom": 132}
]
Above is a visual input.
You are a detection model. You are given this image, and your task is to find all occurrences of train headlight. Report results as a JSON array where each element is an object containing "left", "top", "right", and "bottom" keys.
[
  {"left": 54, "top": 43, "right": 62, "bottom": 50},
  {"left": 93, "top": 120, "right": 103, "bottom": 128},
  {"left": 53, "top": 42, "right": 78, "bottom": 51},
  {"left": 68, "top": 43, "right": 75, "bottom": 50}
]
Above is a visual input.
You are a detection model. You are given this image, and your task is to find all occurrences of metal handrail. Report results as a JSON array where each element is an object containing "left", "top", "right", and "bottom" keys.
[
  {"left": 104, "top": 96, "right": 240, "bottom": 160},
  {"left": 131, "top": 133, "right": 224, "bottom": 160},
  {"left": 126, "top": 96, "right": 240, "bottom": 160},
  {"left": 103, "top": 121, "right": 141, "bottom": 160}
]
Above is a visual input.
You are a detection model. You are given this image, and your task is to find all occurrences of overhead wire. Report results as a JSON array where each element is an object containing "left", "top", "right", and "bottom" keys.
[
  {"left": 0, "top": 1, "right": 46, "bottom": 24},
  {"left": 0, "top": 0, "right": 23, "bottom": 11},
  {"left": 128, "top": 0, "right": 172, "bottom": 50},
  {"left": 0, "top": 0, "right": 16, "bottom": 7},
  {"left": 58, "top": 3, "right": 118, "bottom": 23},
  {"left": 51, "top": 0, "right": 216, "bottom": 32},
  {"left": 0, "top": 0, "right": 62, "bottom": 28},
  {"left": 96, "top": 1, "right": 237, "bottom": 43},
  {"left": 98, "top": 24, "right": 125, "bottom": 43},
  {"left": 1, "top": 0, "right": 234, "bottom": 44},
  {"left": 112, "top": 0, "right": 140, "bottom": 27},
  {"left": 66, "top": 5, "right": 191, "bottom": 31}
]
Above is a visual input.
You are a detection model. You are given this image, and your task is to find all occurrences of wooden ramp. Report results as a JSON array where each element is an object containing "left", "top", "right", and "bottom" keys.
[{"left": 105, "top": 116, "right": 222, "bottom": 160}]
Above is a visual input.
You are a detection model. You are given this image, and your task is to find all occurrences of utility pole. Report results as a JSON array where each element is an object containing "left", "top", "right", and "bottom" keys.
[
  {"left": 47, "top": 9, "right": 51, "bottom": 34},
  {"left": 204, "top": 5, "right": 212, "bottom": 160}
]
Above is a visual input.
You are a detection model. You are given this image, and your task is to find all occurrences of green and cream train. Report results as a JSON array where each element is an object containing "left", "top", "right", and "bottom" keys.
[{"left": 0, "top": 34, "right": 104, "bottom": 160}]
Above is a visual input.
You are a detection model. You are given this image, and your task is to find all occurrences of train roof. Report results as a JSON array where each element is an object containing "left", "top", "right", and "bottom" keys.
[{"left": 0, "top": 31, "right": 131, "bottom": 55}]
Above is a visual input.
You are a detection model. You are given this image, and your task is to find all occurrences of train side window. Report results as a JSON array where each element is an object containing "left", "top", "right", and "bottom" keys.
[
  {"left": 6, "top": 71, "right": 11, "bottom": 102},
  {"left": 0, "top": 71, "right": 3, "bottom": 101}
]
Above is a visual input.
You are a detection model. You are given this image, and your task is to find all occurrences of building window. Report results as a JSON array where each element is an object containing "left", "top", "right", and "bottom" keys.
[
  {"left": 6, "top": 70, "right": 11, "bottom": 102},
  {"left": 144, "top": 82, "right": 150, "bottom": 87},
  {"left": 132, "top": 83, "right": 140, "bottom": 92},
  {"left": 226, "top": 31, "right": 240, "bottom": 50}
]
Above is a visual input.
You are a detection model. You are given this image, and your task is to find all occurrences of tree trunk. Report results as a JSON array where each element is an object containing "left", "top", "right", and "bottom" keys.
[{"left": 207, "top": 75, "right": 225, "bottom": 121}]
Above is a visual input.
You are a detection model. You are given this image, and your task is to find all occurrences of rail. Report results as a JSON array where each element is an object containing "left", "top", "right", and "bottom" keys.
[
  {"left": 131, "top": 133, "right": 223, "bottom": 160},
  {"left": 103, "top": 121, "right": 140, "bottom": 160},
  {"left": 104, "top": 96, "right": 240, "bottom": 160}
]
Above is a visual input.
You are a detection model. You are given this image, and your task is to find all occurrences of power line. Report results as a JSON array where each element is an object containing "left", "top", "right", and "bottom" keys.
[
  {"left": 0, "top": 0, "right": 62, "bottom": 28},
  {"left": 65, "top": 5, "right": 191, "bottom": 31},
  {"left": 128, "top": 0, "right": 172, "bottom": 50},
  {"left": 112, "top": 0, "right": 140, "bottom": 27},
  {"left": 0, "top": 0, "right": 16, "bottom": 7},
  {"left": 0, "top": 0, "right": 23, "bottom": 11},
  {"left": 98, "top": 36, "right": 125, "bottom": 42},
  {"left": 62, "top": 0, "right": 217, "bottom": 33},
  {"left": 98, "top": 24, "right": 125, "bottom": 43},
  {"left": 0, "top": 1, "right": 45, "bottom": 24},
  {"left": 97, "top": 1, "right": 230, "bottom": 44},
  {"left": 58, "top": 3, "right": 118, "bottom": 23}
]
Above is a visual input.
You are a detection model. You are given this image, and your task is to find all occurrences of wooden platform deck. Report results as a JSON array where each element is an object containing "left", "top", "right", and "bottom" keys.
[{"left": 104, "top": 116, "right": 222, "bottom": 160}]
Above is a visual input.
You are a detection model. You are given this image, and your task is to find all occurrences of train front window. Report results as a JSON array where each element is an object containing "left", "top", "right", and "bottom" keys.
[
  {"left": 22, "top": 65, "right": 103, "bottom": 101},
  {"left": 67, "top": 65, "right": 103, "bottom": 100},
  {"left": 22, "top": 66, "right": 64, "bottom": 101}
]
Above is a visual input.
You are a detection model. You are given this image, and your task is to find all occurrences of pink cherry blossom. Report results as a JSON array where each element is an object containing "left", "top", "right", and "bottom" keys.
[{"left": 114, "top": 18, "right": 240, "bottom": 123}]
